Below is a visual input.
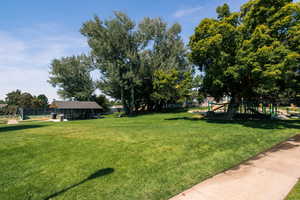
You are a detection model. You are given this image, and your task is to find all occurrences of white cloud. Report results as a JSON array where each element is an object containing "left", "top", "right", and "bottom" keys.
[
  {"left": 173, "top": 6, "right": 203, "bottom": 18},
  {"left": 0, "top": 25, "right": 89, "bottom": 100},
  {"left": 0, "top": 67, "right": 58, "bottom": 101}
]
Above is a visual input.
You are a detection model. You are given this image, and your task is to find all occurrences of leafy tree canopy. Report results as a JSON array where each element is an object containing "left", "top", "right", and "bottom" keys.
[
  {"left": 49, "top": 55, "right": 95, "bottom": 101},
  {"left": 5, "top": 90, "right": 49, "bottom": 108},
  {"left": 91, "top": 94, "right": 111, "bottom": 112},
  {"left": 81, "top": 12, "right": 192, "bottom": 114},
  {"left": 32, "top": 94, "right": 49, "bottom": 108},
  {"left": 5, "top": 90, "right": 22, "bottom": 106},
  {"left": 189, "top": 0, "right": 300, "bottom": 117}
]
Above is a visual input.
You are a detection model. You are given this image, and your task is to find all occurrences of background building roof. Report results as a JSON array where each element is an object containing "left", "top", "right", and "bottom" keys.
[
  {"left": 50, "top": 101, "right": 102, "bottom": 109},
  {"left": 0, "top": 104, "right": 8, "bottom": 109}
]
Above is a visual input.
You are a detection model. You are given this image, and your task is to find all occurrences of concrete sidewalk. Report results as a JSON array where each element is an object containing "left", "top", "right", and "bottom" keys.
[{"left": 170, "top": 135, "right": 300, "bottom": 200}]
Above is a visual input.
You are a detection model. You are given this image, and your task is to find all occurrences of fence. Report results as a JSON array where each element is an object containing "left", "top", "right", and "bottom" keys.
[
  {"left": 0, "top": 107, "right": 53, "bottom": 121},
  {"left": 208, "top": 99, "right": 300, "bottom": 118}
]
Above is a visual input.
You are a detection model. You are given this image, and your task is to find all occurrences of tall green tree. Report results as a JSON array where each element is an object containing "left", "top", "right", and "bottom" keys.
[
  {"left": 5, "top": 90, "right": 22, "bottom": 106},
  {"left": 189, "top": 0, "right": 300, "bottom": 118},
  {"left": 91, "top": 94, "right": 111, "bottom": 112},
  {"left": 239, "top": 0, "right": 300, "bottom": 99},
  {"left": 49, "top": 55, "right": 95, "bottom": 101},
  {"left": 81, "top": 12, "right": 142, "bottom": 115},
  {"left": 32, "top": 94, "right": 49, "bottom": 108},
  {"left": 81, "top": 12, "right": 191, "bottom": 114},
  {"left": 37, "top": 94, "right": 49, "bottom": 108},
  {"left": 138, "top": 18, "right": 192, "bottom": 110},
  {"left": 151, "top": 69, "right": 193, "bottom": 109},
  {"left": 4, "top": 90, "right": 48, "bottom": 108},
  {"left": 19, "top": 93, "right": 33, "bottom": 108}
]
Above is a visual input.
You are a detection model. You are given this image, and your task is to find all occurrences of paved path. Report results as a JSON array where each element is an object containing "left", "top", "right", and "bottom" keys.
[{"left": 170, "top": 135, "right": 300, "bottom": 200}]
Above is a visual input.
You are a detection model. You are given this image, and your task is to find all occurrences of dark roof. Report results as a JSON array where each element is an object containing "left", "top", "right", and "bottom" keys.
[
  {"left": 50, "top": 101, "right": 102, "bottom": 109},
  {"left": 0, "top": 104, "right": 7, "bottom": 109}
]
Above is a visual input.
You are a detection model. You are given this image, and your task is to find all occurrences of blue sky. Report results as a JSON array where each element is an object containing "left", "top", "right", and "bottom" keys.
[{"left": 0, "top": 0, "right": 248, "bottom": 100}]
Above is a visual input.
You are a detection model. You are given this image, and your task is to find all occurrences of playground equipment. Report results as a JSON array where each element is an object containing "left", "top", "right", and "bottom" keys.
[
  {"left": 208, "top": 102, "right": 229, "bottom": 112},
  {"left": 208, "top": 100, "right": 279, "bottom": 118}
]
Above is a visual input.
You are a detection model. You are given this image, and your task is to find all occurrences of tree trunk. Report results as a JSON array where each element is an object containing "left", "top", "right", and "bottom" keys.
[
  {"left": 127, "top": 62, "right": 135, "bottom": 116},
  {"left": 119, "top": 64, "right": 129, "bottom": 115},
  {"left": 226, "top": 95, "right": 240, "bottom": 120},
  {"left": 120, "top": 86, "right": 130, "bottom": 115},
  {"left": 130, "top": 67, "right": 135, "bottom": 115}
]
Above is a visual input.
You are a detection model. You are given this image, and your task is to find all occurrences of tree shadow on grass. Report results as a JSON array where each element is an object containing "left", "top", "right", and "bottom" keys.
[
  {"left": 0, "top": 124, "right": 49, "bottom": 133},
  {"left": 165, "top": 116, "right": 300, "bottom": 130},
  {"left": 165, "top": 117, "right": 202, "bottom": 121},
  {"left": 120, "top": 108, "right": 189, "bottom": 118},
  {"left": 44, "top": 168, "right": 114, "bottom": 200},
  {"left": 204, "top": 119, "right": 300, "bottom": 130}
]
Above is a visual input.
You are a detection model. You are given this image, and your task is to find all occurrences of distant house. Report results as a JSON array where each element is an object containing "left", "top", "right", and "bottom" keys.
[
  {"left": 50, "top": 101, "right": 103, "bottom": 120},
  {"left": 0, "top": 104, "right": 7, "bottom": 109},
  {"left": 110, "top": 105, "right": 124, "bottom": 113}
]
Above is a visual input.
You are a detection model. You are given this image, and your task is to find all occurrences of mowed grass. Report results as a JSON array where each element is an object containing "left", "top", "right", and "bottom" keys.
[
  {"left": 286, "top": 180, "right": 300, "bottom": 200},
  {"left": 0, "top": 112, "right": 299, "bottom": 200}
]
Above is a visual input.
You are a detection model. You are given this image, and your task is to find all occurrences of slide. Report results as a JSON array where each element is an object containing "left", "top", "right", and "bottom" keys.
[{"left": 212, "top": 103, "right": 229, "bottom": 112}]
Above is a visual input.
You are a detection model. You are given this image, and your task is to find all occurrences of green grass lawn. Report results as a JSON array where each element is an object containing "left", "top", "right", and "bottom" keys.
[
  {"left": 286, "top": 180, "right": 300, "bottom": 200},
  {"left": 0, "top": 112, "right": 299, "bottom": 200}
]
